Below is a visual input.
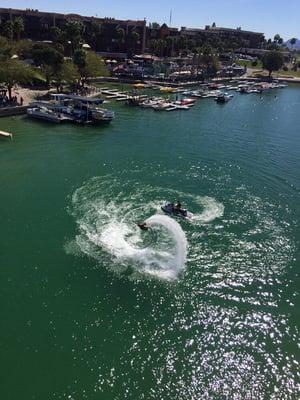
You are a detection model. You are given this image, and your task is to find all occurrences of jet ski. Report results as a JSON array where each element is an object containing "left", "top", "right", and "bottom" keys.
[{"left": 161, "top": 202, "right": 192, "bottom": 219}]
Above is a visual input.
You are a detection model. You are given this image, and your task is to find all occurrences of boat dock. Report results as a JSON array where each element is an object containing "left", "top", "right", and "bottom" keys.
[
  {"left": 0, "top": 105, "right": 28, "bottom": 118},
  {"left": 95, "top": 78, "right": 288, "bottom": 112},
  {"left": 26, "top": 94, "right": 115, "bottom": 125}
]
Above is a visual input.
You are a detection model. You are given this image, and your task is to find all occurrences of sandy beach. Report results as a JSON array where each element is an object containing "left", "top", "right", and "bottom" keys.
[{"left": 12, "top": 87, "right": 49, "bottom": 106}]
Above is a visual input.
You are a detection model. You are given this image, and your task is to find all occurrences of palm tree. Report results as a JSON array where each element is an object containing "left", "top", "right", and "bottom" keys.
[
  {"left": 166, "top": 36, "right": 176, "bottom": 57},
  {"left": 290, "top": 38, "right": 297, "bottom": 51},
  {"left": 2, "top": 20, "right": 14, "bottom": 41},
  {"left": 130, "top": 31, "right": 140, "bottom": 54},
  {"left": 85, "top": 21, "right": 102, "bottom": 50},
  {"left": 178, "top": 36, "right": 187, "bottom": 53},
  {"left": 149, "top": 39, "right": 158, "bottom": 55},
  {"left": 13, "top": 17, "right": 24, "bottom": 41},
  {"left": 116, "top": 28, "right": 125, "bottom": 52},
  {"left": 64, "top": 20, "right": 85, "bottom": 53},
  {"left": 157, "top": 39, "right": 166, "bottom": 57},
  {"left": 274, "top": 34, "right": 281, "bottom": 43}
]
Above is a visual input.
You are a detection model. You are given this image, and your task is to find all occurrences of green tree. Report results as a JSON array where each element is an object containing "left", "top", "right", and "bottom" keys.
[
  {"left": 157, "top": 39, "right": 166, "bottom": 57},
  {"left": 273, "top": 34, "right": 281, "bottom": 43},
  {"left": 53, "top": 60, "right": 79, "bottom": 91},
  {"left": 13, "top": 39, "right": 33, "bottom": 59},
  {"left": 149, "top": 22, "right": 160, "bottom": 29},
  {"left": 166, "top": 36, "right": 176, "bottom": 57},
  {"left": 0, "top": 59, "right": 34, "bottom": 100},
  {"left": 290, "top": 38, "right": 297, "bottom": 51},
  {"left": 64, "top": 20, "right": 84, "bottom": 52},
  {"left": 50, "top": 26, "right": 66, "bottom": 46},
  {"left": 73, "top": 48, "right": 87, "bottom": 82},
  {"left": 116, "top": 28, "right": 125, "bottom": 51},
  {"left": 2, "top": 20, "right": 14, "bottom": 41},
  {"left": 0, "top": 36, "right": 13, "bottom": 61},
  {"left": 265, "top": 42, "right": 280, "bottom": 51},
  {"left": 85, "top": 21, "right": 102, "bottom": 50},
  {"left": 73, "top": 50, "right": 108, "bottom": 86},
  {"left": 149, "top": 39, "right": 158, "bottom": 54},
  {"left": 13, "top": 16, "right": 24, "bottom": 41},
  {"left": 130, "top": 31, "right": 140, "bottom": 53},
  {"left": 262, "top": 51, "right": 284, "bottom": 77},
  {"left": 187, "top": 39, "right": 196, "bottom": 51},
  {"left": 178, "top": 36, "right": 188, "bottom": 52},
  {"left": 32, "top": 44, "right": 64, "bottom": 85}
]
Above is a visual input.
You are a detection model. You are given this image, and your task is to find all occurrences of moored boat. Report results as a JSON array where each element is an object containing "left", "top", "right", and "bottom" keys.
[
  {"left": 214, "top": 93, "right": 233, "bottom": 103},
  {"left": 27, "top": 106, "right": 67, "bottom": 123},
  {"left": 28, "top": 94, "right": 115, "bottom": 125}
]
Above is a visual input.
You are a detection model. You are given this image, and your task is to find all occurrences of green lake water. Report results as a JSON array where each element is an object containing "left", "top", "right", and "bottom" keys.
[{"left": 0, "top": 85, "right": 299, "bottom": 399}]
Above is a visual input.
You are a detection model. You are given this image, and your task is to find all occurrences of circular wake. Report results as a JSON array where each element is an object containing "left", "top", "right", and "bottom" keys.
[
  {"left": 98, "top": 212, "right": 187, "bottom": 280},
  {"left": 68, "top": 175, "right": 224, "bottom": 280},
  {"left": 144, "top": 214, "right": 187, "bottom": 278},
  {"left": 69, "top": 179, "right": 193, "bottom": 280}
]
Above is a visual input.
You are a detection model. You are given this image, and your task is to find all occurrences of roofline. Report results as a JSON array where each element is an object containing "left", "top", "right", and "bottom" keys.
[
  {"left": 181, "top": 26, "right": 264, "bottom": 35},
  {"left": 0, "top": 7, "right": 146, "bottom": 25}
]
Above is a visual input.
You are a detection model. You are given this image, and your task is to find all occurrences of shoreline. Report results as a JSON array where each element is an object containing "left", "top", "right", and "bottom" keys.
[
  {"left": 91, "top": 75, "right": 300, "bottom": 86},
  {"left": 1, "top": 76, "right": 299, "bottom": 118}
]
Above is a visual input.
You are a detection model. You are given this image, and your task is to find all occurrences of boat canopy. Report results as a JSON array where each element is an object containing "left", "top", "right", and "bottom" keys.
[{"left": 51, "top": 94, "right": 103, "bottom": 104}]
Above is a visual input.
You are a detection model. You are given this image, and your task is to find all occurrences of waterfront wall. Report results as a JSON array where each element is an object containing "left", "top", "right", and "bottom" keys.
[{"left": 0, "top": 106, "right": 28, "bottom": 118}]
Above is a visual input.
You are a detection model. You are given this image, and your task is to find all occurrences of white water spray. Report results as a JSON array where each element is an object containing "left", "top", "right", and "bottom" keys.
[
  {"left": 97, "top": 214, "right": 188, "bottom": 280},
  {"left": 71, "top": 192, "right": 188, "bottom": 280},
  {"left": 69, "top": 176, "right": 224, "bottom": 281},
  {"left": 144, "top": 214, "right": 188, "bottom": 279}
]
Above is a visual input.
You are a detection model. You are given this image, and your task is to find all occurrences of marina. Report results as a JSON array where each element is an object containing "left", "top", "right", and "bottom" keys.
[
  {"left": 27, "top": 94, "right": 115, "bottom": 125},
  {"left": 0, "top": 79, "right": 290, "bottom": 133},
  {"left": 93, "top": 78, "right": 289, "bottom": 113}
]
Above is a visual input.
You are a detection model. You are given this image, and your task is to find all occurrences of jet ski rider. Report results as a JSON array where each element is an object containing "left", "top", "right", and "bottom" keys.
[
  {"left": 174, "top": 200, "right": 182, "bottom": 212},
  {"left": 138, "top": 222, "right": 149, "bottom": 231}
]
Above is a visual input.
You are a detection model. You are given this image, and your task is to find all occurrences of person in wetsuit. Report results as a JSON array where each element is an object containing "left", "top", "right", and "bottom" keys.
[
  {"left": 138, "top": 222, "right": 149, "bottom": 231},
  {"left": 174, "top": 200, "right": 182, "bottom": 212}
]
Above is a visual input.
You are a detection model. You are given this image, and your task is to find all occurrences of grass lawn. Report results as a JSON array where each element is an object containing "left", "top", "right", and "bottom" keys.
[
  {"left": 274, "top": 69, "right": 300, "bottom": 78},
  {"left": 236, "top": 59, "right": 263, "bottom": 69},
  {"left": 252, "top": 69, "right": 300, "bottom": 78}
]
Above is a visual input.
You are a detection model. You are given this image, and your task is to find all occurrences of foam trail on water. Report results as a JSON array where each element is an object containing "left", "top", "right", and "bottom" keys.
[
  {"left": 72, "top": 193, "right": 188, "bottom": 280},
  {"left": 192, "top": 196, "right": 224, "bottom": 224},
  {"left": 145, "top": 215, "right": 188, "bottom": 279},
  {"left": 97, "top": 214, "right": 188, "bottom": 281}
]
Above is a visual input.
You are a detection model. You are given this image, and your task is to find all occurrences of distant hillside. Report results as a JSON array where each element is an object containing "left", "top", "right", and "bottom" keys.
[{"left": 285, "top": 38, "right": 300, "bottom": 50}]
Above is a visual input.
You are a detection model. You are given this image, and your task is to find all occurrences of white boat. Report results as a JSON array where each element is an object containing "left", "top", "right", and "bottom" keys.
[
  {"left": 215, "top": 93, "right": 233, "bottom": 103},
  {"left": 173, "top": 104, "right": 191, "bottom": 110},
  {"left": 166, "top": 105, "right": 178, "bottom": 111},
  {"left": 27, "top": 106, "right": 65, "bottom": 123},
  {"left": 116, "top": 96, "right": 129, "bottom": 102},
  {"left": 152, "top": 102, "right": 171, "bottom": 111},
  {"left": 248, "top": 89, "right": 260, "bottom": 93},
  {"left": 91, "top": 108, "right": 115, "bottom": 123},
  {"left": 140, "top": 99, "right": 160, "bottom": 108},
  {"left": 101, "top": 89, "right": 119, "bottom": 95},
  {"left": 0, "top": 130, "right": 12, "bottom": 139},
  {"left": 202, "top": 90, "right": 221, "bottom": 98}
]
